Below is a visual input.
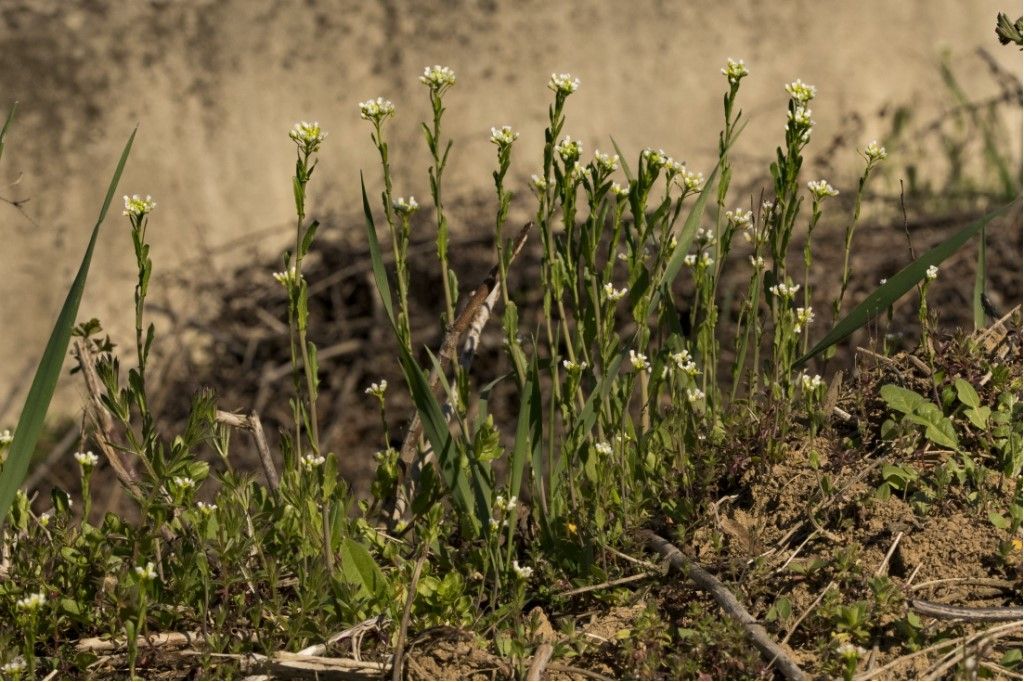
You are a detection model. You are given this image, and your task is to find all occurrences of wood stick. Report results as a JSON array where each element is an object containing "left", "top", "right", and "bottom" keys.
[
  {"left": 639, "top": 529, "right": 807, "bottom": 680},
  {"left": 214, "top": 410, "right": 279, "bottom": 491},
  {"left": 525, "top": 643, "right": 554, "bottom": 681},
  {"left": 909, "top": 599, "right": 1022, "bottom": 622}
]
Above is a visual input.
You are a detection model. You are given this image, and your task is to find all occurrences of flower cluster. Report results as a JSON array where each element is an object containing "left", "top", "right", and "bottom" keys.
[
  {"left": 288, "top": 121, "right": 327, "bottom": 153},
  {"left": 419, "top": 65, "right": 456, "bottom": 93},
  {"left": 670, "top": 350, "right": 700, "bottom": 376},
  {"left": 135, "top": 562, "right": 158, "bottom": 582},
  {"left": 512, "top": 559, "right": 534, "bottom": 579},
  {"left": 925, "top": 264, "right": 939, "bottom": 281},
  {"left": 794, "top": 306, "right": 815, "bottom": 333},
  {"left": 172, "top": 476, "right": 195, "bottom": 491},
  {"left": 555, "top": 135, "right": 583, "bottom": 163},
  {"left": 687, "top": 388, "right": 705, "bottom": 403},
  {"left": 365, "top": 379, "right": 388, "bottom": 400},
  {"left": 785, "top": 79, "right": 816, "bottom": 104},
  {"left": 301, "top": 453, "right": 326, "bottom": 469},
  {"left": 548, "top": 72, "right": 580, "bottom": 96},
  {"left": 721, "top": 58, "right": 749, "bottom": 85},
  {"left": 592, "top": 150, "right": 619, "bottom": 173},
  {"left": 677, "top": 169, "right": 704, "bottom": 192},
  {"left": 610, "top": 182, "right": 630, "bottom": 198},
  {"left": 604, "top": 282, "right": 627, "bottom": 302},
  {"left": 807, "top": 179, "right": 839, "bottom": 200},
  {"left": 358, "top": 97, "right": 396, "bottom": 124},
  {"left": 0, "top": 429, "right": 11, "bottom": 447},
  {"left": 16, "top": 592, "right": 46, "bottom": 612},
  {"left": 629, "top": 349, "right": 651, "bottom": 372},
  {"left": 529, "top": 174, "right": 548, "bottom": 192},
  {"left": 683, "top": 252, "right": 714, "bottom": 269},
  {"left": 595, "top": 441, "right": 613, "bottom": 456},
  {"left": 769, "top": 282, "right": 801, "bottom": 299},
  {"left": 272, "top": 266, "right": 300, "bottom": 288},
  {"left": 196, "top": 501, "right": 217, "bottom": 514},
  {"left": 862, "top": 140, "right": 888, "bottom": 165},
  {"left": 1, "top": 658, "right": 25, "bottom": 677},
  {"left": 799, "top": 373, "right": 824, "bottom": 392},
  {"left": 122, "top": 194, "right": 156, "bottom": 218},
  {"left": 726, "top": 208, "right": 753, "bottom": 228},
  {"left": 392, "top": 196, "right": 419, "bottom": 216},
  {"left": 489, "top": 125, "right": 519, "bottom": 147},
  {"left": 74, "top": 450, "right": 99, "bottom": 470},
  {"left": 561, "top": 359, "right": 588, "bottom": 373}
]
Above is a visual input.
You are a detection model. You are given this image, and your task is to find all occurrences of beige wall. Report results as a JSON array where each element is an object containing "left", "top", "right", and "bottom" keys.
[{"left": 0, "top": 0, "right": 1018, "bottom": 420}]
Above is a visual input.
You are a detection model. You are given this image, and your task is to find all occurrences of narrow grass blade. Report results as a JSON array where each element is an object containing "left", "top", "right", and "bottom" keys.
[
  {"left": 508, "top": 364, "right": 540, "bottom": 501},
  {"left": 0, "top": 102, "right": 17, "bottom": 162},
  {"left": 0, "top": 128, "right": 136, "bottom": 527},
  {"left": 795, "top": 203, "right": 1010, "bottom": 366},
  {"left": 360, "top": 172, "right": 395, "bottom": 324},
  {"left": 973, "top": 224, "right": 986, "bottom": 329}
]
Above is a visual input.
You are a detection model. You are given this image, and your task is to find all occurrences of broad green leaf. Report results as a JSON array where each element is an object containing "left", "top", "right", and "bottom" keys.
[
  {"left": 0, "top": 128, "right": 136, "bottom": 528},
  {"left": 339, "top": 537, "right": 386, "bottom": 599},
  {"left": 953, "top": 378, "right": 980, "bottom": 409},
  {"left": 965, "top": 406, "right": 991, "bottom": 429},
  {"left": 879, "top": 384, "right": 927, "bottom": 415},
  {"left": 904, "top": 404, "right": 959, "bottom": 449},
  {"left": 796, "top": 203, "right": 1011, "bottom": 366}
]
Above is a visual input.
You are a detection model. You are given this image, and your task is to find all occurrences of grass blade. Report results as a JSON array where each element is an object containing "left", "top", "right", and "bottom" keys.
[
  {"left": 973, "top": 224, "right": 987, "bottom": 329},
  {"left": 0, "top": 102, "right": 17, "bottom": 163},
  {"left": 796, "top": 203, "right": 1010, "bottom": 366},
  {"left": 0, "top": 127, "right": 136, "bottom": 527}
]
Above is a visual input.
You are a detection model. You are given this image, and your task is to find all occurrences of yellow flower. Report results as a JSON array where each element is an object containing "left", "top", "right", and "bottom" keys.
[{"left": 565, "top": 522, "right": 578, "bottom": 535}]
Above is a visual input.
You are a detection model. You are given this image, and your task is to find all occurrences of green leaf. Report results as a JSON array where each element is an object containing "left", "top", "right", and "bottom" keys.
[
  {"left": 879, "top": 384, "right": 928, "bottom": 415},
  {"left": 508, "top": 363, "right": 539, "bottom": 503},
  {"left": 0, "top": 128, "right": 135, "bottom": 528},
  {"left": 339, "top": 537, "right": 386, "bottom": 599},
  {"left": 360, "top": 173, "right": 395, "bottom": 324},
  {"left": 965, "top": 406, "right": 991, "bottom": 429},
  {"left": 0, "top": 101, "right": 16, "bottom": 163},
  {"left": 988, "top": 511, "right": 1010, "bottom": 530},
  {"left": 953, "top": 378, "right": 980, "bottom": 409},
  {"left": 904, "top": 404, "right": 959, "bottom": 449},
  {"left": 973, "top": 224, "right": 986, "bottom": 329},
  {"left": 796, "top": 203, "right": 1011, "bottom": 365}
]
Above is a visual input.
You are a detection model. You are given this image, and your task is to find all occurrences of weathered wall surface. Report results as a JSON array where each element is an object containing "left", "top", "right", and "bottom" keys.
[{"left": 0, "top": 0, "right": 1018, "bottom": 419}]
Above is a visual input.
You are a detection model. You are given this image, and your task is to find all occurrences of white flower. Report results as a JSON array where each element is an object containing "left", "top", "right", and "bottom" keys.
[
  {"left": 288, "top": 121, "right": 327, "bottom": 151},
  {"left": 629, "top": 350, "right": 651, "bottom": 372},
  {"left": 788, "top": 105, "right": 813, "bottom": 128},
  {"left": 595, "top": 441, "right": 613, "bottom": 456},
  {"left": 863, "top": 140, "right": 888, "bottom": 163},
  {"left": 74, "top": 450, "right": 99, "bottom": 470},
  {"left": 925, "top": 265, "right": 939, "bottom": 281},
  {"left": 530, "top": 174, "right": 548, "bottom": 192},
  {"left": 365, "top": 379, "right": 388, "bottom": 400},
  {"left": 490, "top": 125, "right": 519, "bottom": 146},
  {"left": 16, "top": 591, "right": 45, "bottom": 611},
  {"left": 419, "top": 65, "right": 456, "bottom": 92},
  {"left": 642, "top": 147, "right": 676, "bottom": 172},
  {"left": 358, "top": 97, "right": 396, "bottom": 123},
  {"left": 769, "top": 282, "right": 801, "bottom": 299},
  {"left": 807, "top": 179, "right": 838, "bottom": 200},
  {"left": 503, "top": 496, "right": 517, "bottom": 512},
  {"left": 1, "top": 658, "right": 25, "bottom": 676},
  {"left": 879, "top": 278, "right": 888, "bottom": 285},
  {"left": 725, "top": 208, "right": 753, "bottom": 227},
  {"left": 494, "top": 494, "right": 506, "bottom": 511},
  {"left": 272, "top": 266, "right": 300, "bottom": 288},
  {"left": 135, "top": 562, "right": 158, "bottom": 582},
  {"left": 38, "top": 512, "right": 51, "bottom": 527},
  {"left": 196, "top": 501, "right": 217, "bottom": 514},
  {"left": 568, "top": 161, "right": 586, "bottom": 184},
  {"left": 677, "top": 169, "right": 704, "bottom": 192},
  {"left": 785, "top": 79, "right": 816, "bottom": 104},
  {"left": 683, "top": 254, "right": 697, "bottom": 267},
  {"left": 799, "top": 373, "right": 824, "bottom": 392},
  {"left": 794, "top": 307, "right": 815, "bottom": 333},
  {"left": 604, "top": 282, "right": 627, "bottom": 302},
  {"left": 721, "top": 58, "right": 749, "bottom": 84},
  {"left": 593, "top": 150, "right": 619, "bottom": 173},
  {"left": 547, "top": 73, "right": 580, "bottom": 95},
  {"left": 122, "top": 194, "right": 156, "bottom": 217},
  {"left": 562, "top": 359, "right": 588, "bottom": 373},
  {"left": 555, "top": 135, "right": 583, "bottom": 162},
  {"left": 0, "top": 429, "right": 13, "bottom": 447},
  {"left": 512, "top": 560, "right": 534, "bottom": 579},
  {"left": 835, "top": 642, "right": 866, "bottom": 657},
  {"left": 392, "top": 196, "right": 419, "bottom": 216},
  {"left": 696, "top": 227, "right": 716, "bottom": 245},
  {"left": 749, "top": 255, "right": 765, "bottom": 268},
  {"left": 687, "top": 388, "right": 705, "bottom": 403},
  {"left": 610, "top": 181, "right": 630, "bottom": 198},
  {"left": 301, "top": 453, "right": 326, "bottom": 469},
  {"left": 700, "top": 252, "right": 714, "bottom": 268},
  {"left": 172, "top": 476, "right": 195, "bottom": 490}
]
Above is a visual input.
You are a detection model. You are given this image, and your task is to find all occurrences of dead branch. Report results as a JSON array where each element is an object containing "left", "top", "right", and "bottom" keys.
[
  {"left": 909, "top": 599, "right": 1022, "bottom": 622},
  {"left": 215, "top": 410, "right": 279, "bottom": 491},
  {"left": 525, "top": 643, "right": 554, "bottom": 681},
  {"left": 638, "top": 529, "right": 807, "bottom": 680}
]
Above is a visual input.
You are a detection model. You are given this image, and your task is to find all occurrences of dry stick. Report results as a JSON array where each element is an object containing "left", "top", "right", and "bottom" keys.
[
  {"left": 214, "top": 410, "right": 279, "bottom": 491},
  {"left": 555, "top": 571, "right": 658, "bottom": 599},
  {"left": 874, "top": 531, "right": 903, "bottom": 577},
  {"left": 525, "top": 643, "right": 554, "bottom": 681},
  {"left": 909, "top": 599, "right": 1022, "bottom": 622},
  {"left": 639, "top": 530, "right": 807, "bottom": 680},
  {"left": 390, "top": 222, "right": 533, "bottom": 524},
  {"left": 545, "top": 663, "right": 614, "bottom": 681},
  {"left": 391, "top": 549, "right": 428, "bottom": 681},
  {"left": 296, "top": 615, "right": 389, "bottom": 658},
  {"left": 72, "top": 339, "right": 142, "bottom": 499}
]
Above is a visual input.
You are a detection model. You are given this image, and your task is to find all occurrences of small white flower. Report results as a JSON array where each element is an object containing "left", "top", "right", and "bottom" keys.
[
  {"left": 769, "top": 282, "right": 801, "bottom": 299},
  {"left": 604, "top": 282, "right": 627, "bottom": 302},
  {"left": 504, "top": 495, "right": 517, "bottom": 512},
  {"left": 16, "top": 591, "right": 45, "bottom": 612},
  {"left": 489, "top": 125, "right": 519, "bottom": 146},
  {"left": 687, "top": 388, "right": 705, "bottom": 403},
  {"left": 562, "top": 359, "right": 588, "bottom": 373},
  {"left": 721, "top": 58, "right": 749, "bottom": 84},
  {"left": 642, "top": 147, "right": 673, "bottom": 171},
  {"left": 135, "top": 562, "right": 158, "bottom": 582},
  {"left": 592, "top": 150, "right": 619, "bottom": 173},
  {"left": 196, "top": 501, "right": 217, "bottom": 514},
  {"left": 512, "top": 560, "right": 534, "bottom": 579},
  {"left": 925, "top": 265, "right": 939, "bottom": 281},
  {"left": 548, "top": 72, "right": 580, "bottom": 95},
  {"left": 365, "top": 379, "right": 388, "bottom": 400},
  {"left": 863, "top": 140, "right": 888, "bottom": 163},
  {"left": 122, "top": 194, "right": 156, "bottom": 217},
  {"left": 683, "top": 254, "right": 697, "bottom": 267},
  {"left": 799, "top": 372, "right": 824, "bottom": 392},
  {"left": 794, "top": 307, "right": 815, "bottom": 333},
  {"left": 172, "top": 476, "right": 195, "bottom": 490},
  {"left": 494, "top": 494, "right": 506, "bottom": 511},
  {"left": 530, "top": 174, "right": 548, "bottom": 193},
  {"left": 595, "top": 441, "right": 613, "bottom": 456},
  {"left": 1, "top": 658, "right": 26, "bottom": 676},
  {"left": 610, "top": 181, "right": 630, "bottom": 198},
  {"left": 301, "top": 453, "right": 326, "bottom": 469},
  {"left": 835, "top": 642, "right": 866, "bottom": 657},
  {"left": 358, "top": 97, "right": 396, "bottom": 123},
  {"left": 785, "top": 79, "right": 816, "bottom": 104},
  {"left": 725, "top": 208, "right": 753, "bottom": 227},
  {"left": 74, "top": 450, "right": 99, "bottom": 470},
  {"left": 629, "top": 350, "right": 651, "bottom": 372},
  {"left": 807, "top": 179, "right": 838, "bottom": 200},
  {"left": 0, "top": 429, "right": 13, "bottom": 447},
  {"left": 272, "top": 266, "right": 300, "bottom": 288},
  {"left": 555, "top": 135, "right": 583, "bottom": 162},
  {"left": 568, "top": 161, "right": 586, "bottom": 184},
  {"left": 677, "top": 169, "right": 704, "bottom": 192},
  {"left": 489, "top": 517, "right": 500, "bottom": 530},
  {"left": 788, "top": 106, "right": 813, "bottom": 128},
  {"left": 879, "top": 278, "right": 888, "bottom": 285},
  {"left": 419, "top": 65, "right": 456, "bottom": 92},
  {"left": 696, "top": 227, "right": 716, "bottom": 245},
  {"left": 392, "top": 196, "right": 419, "bottom": 216},
  {"left": 38, "top": 512, "right": 51, "bottom": 527},
  {"left": 288, "top": 121, "right": 327, "bottom": 151},
  {"left": 700, "top": 252, "right": 714, "bottom": 268},
  {"left": 749, "top": 255, "right": 765, "bottom": 268}
]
